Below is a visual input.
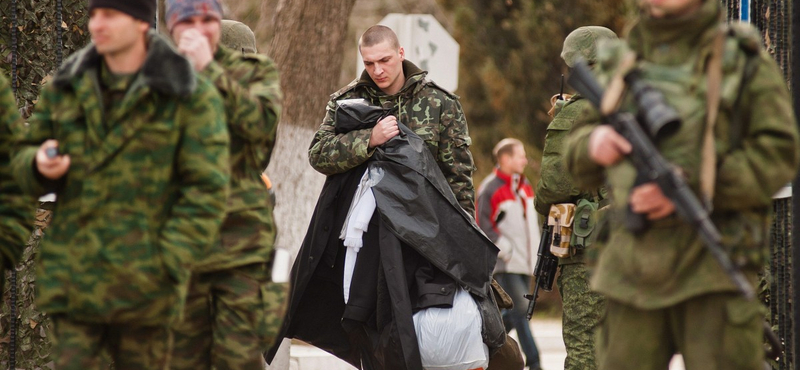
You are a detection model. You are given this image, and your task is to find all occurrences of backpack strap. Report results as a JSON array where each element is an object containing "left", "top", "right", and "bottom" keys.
[{"left": 699, "top": 27, "right": 726, "bottom": 210}]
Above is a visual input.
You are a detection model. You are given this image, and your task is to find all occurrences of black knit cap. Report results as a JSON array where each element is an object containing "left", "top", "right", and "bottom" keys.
[{"left": 88, "top": 0, "right": 157, "bottom": 23}]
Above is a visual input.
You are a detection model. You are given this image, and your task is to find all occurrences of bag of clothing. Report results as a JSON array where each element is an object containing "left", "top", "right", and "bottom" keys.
[{"left": 412, "top": 288, "right": 489, "bottom": 370}]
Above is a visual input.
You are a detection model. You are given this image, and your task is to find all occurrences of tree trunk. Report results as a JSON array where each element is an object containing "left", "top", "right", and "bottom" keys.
[{"left": 266, "top": 0, "right": 357, "bottom": 264}]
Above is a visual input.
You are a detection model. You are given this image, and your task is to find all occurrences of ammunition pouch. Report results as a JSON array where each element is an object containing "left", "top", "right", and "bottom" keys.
[
  {"left": 570, "top": 198, "right": 599, "bottom": 252},
  {"left": 549, "top": 198, "right": 603, "bottom": 258},
  {"left": 548, "top": 204, "right": 575, "bottom": 258}
]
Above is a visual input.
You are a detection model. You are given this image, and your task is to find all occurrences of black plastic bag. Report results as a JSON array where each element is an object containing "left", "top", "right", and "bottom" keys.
[{"left": 334, "top": 98, "right": 392, "bottom": 134}]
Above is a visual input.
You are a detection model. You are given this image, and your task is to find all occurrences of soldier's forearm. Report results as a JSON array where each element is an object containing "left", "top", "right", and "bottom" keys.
[{"left": 308, "top": 128, "right": 374, "bottom": 175}]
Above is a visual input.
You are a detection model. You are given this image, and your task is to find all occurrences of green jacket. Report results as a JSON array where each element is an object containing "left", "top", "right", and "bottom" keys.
[
  {"left": 193, "top": 45, "right": 282, "bottom": 273},
  {"left": 0, "top": 73, "right": 34, "bottom": 278},
  {"left": 309, "top": 60, "right": 476, "bottom": 213},
  {"left": 11, "top": 31, "right": 230, "bottom": 325},
  {"left": 535, "top": 95, "right": 602, "bottom": 264},
  {"left": 565, "top": 0, "right": 800, "bottom": 308}
]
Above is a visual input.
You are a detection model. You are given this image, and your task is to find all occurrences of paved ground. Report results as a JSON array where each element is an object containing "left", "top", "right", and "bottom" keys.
[{"left": 272, "top": 318, "right": 687, "bottom": 370}]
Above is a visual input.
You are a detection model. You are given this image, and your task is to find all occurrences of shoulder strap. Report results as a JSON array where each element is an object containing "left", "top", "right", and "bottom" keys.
[
  {"left": 699, "top": 27, "right": 726, "bottom": 209},
  {"left": 729, "top": 47, "right": 761, "bottom": 150}
]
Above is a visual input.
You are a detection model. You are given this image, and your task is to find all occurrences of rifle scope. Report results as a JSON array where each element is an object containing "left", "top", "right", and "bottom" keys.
[{"left": 624, "top": 71, "right": 681, "bottom": 140}]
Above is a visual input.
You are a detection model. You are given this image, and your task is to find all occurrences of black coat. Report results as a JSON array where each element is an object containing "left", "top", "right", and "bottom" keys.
[{"left": 266, "top": 125, "right": 503, "bottom": 369}]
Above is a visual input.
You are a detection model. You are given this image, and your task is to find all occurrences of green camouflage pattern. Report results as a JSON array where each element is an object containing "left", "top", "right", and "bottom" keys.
[
  {"left": 192, "top": 44, "right": 282, "bottom": 273},
  {"left": 51, "top": 317, "right": 173, "bottom": 370},
  {"left": 10, "top": 31, "right": 230, "bottom": 326},
  {"left": 221, "top": 20, "right": 258, "bottom": 54},
  {"left": 557, "top": 263, "right": 604, "bottom": 370},
  {"left": 535, "top": 95, "right": 603, "bottom": 265},
  {"left": 170, "top": 263, "right": 288, "bottom": 370},
  {"left": 308, "top": 60, "right": 477, "bottom": 214},
  {"left": 565, "top": 0, "right": 800, "bottom": 308},
  {"left": 596, "top": 294, "right": 764, "bottom": 370},
  {"left": 560, "top": 26, "right": 618, "bottom": 68},
  {"left": 0, "top": 73, "right": 34, "bottom": 279}
]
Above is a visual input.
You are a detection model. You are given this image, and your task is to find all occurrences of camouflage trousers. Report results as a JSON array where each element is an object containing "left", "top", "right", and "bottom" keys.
[
  {"left": 170, "top": 263, "right": 288, "bottom": 370},
  {"left": 597, "top": 293, "right": 764, "bottom": 370},
  {"left": 50, "top": 316, "right": 173, "bottom": 370},
  {"left": 556, "top": 262, "right": 604, "bottom": 370}
]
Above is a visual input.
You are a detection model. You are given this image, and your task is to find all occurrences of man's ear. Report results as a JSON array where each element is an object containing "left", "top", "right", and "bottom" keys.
[
  {"left": 398, "top": 46, "right": 405, "bottom": 61},
  {"left": 138, "top": 19, "right": 150, "bottom": 34}
]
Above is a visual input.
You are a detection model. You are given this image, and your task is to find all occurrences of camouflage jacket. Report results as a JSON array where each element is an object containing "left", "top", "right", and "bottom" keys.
[
  {"left": 308, "top": 60, "right": 476, "bottom": 214},
  {"left": 535, "top": 95, "right": 602, "bottom": 264},
  {"left": 565, "top": 0, "right": 800, "bottom": 308},
  {"left": 11, "top": 31, "right": 230, "bottom": 325},
  {"left": 193, "top": 45, "right": 282, "bottom": 273},
  {"left": 0, "top": 74, "right": 33, "bottom": 274}
]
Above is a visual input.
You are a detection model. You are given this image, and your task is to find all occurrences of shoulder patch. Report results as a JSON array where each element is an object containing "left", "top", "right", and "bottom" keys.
[
  {"left": 423, "top": 78, "right": 459, "bottom": 99},
  {"left": 330, "top": 79, "right": 360, "bottom": 100},
  {"left": 726, "top": 22, "right": 762, "bottom": 55}
]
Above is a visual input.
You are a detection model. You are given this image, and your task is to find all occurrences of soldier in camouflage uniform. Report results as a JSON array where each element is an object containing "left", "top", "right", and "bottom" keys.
[
  {"left": 309, "top": 24, "right": 476, "bottom": 214},
  {"left": 534, "top": 26, "right": 617, "bottom": 370},
  {"left": 165, "top": 2, "right": 285, "bottom": 369},
  {"left": 221, "top": 20, "right": 258, "bottom": 54},
  {"left": 10, "top": 0, "right": 230, "bottom": 368},
  {"left": 565, "top": 0, "right": 800, "bottom": 368},
  {"left": 0, "top": 73, "right": 33, "bottom": 291}
]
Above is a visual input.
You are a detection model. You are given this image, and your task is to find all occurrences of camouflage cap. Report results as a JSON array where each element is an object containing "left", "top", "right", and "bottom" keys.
[
  {"left": 561, "top": 26, "right": 618, "bottom": 68},
  {"left": 221, "top": 20, "right": 257, "bottom": 53}
]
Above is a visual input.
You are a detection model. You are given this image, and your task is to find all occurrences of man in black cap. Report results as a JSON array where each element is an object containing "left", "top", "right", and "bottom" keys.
[{"left": 10, "top": 0, "right": 230, "bottom": 368}]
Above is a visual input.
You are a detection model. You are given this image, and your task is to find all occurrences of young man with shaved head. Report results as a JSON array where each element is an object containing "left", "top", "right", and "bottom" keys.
[
  {"left": 267, "top": 24, "right": 486, "bottom": 369},
  {"left": 309, "top": 24, "right": 476, "bottom": 214}
]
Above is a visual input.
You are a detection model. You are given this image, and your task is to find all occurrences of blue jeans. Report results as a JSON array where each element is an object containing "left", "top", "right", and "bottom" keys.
[{"left": 495, "top": 273, "right": 541, "bottom": 369}]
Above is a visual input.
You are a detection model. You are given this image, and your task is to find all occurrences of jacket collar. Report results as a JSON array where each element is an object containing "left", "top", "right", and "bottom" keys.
[
  {"left": 493, "top": 168, "right": 524, "bottom": 188},
  {"left": 627, "top": 0, "right": 722, "bottom": 65},
  {"left": 214, "top": 44, "right": 234, "bottom": 63},
  {"left": 356, "top": 60, "right": 428, "bottom": 98},
  {"left": 53, "top": 30, "right": 196, "bottom": 97}
]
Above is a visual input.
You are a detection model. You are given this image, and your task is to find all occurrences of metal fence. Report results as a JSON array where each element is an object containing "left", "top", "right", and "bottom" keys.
[{"left": 723, "top": 0, "right": 796, "bottom": 368}]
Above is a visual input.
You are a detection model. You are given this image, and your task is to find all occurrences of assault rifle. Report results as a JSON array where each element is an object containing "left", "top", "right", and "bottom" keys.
[
  {"left": 524, "top": 220, "right": 558, "bottom": 320},
  {"left": 567, "top": 58, "right": 782, "bottom": 359}
]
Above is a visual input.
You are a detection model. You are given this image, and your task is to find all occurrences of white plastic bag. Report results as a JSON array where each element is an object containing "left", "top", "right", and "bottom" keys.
[{"left": 412, "top": 288, "right": 489, "bottom": 370}]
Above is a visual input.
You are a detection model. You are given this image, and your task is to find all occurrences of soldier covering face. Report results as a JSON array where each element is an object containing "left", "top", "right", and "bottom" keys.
[{"left": 166, "top": 1, "right": 285, "bottom": 369}]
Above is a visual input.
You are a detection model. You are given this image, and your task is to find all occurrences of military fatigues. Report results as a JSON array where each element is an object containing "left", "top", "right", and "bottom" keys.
[
  {"left": 535, "top": 95, "right": 605, "bottom": 370},
  {"left": 0, "top": 73, "right": 34, "bottom": 291},
  {"left": 169, "top": 45, "right": 285, "bottom": 370},
  {"left": 11, "top": 31, "right": 230, "bottom": 370},
  {"left": 565, "top": 1, "right": 800, "bottom": 369},
  {"left": 309, "top": 60, "right": 476, "bottom": 214}
]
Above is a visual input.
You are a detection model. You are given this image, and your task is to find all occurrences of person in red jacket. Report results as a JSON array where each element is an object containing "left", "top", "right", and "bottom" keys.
[{"left": 477, "top": 138, "right": 541, "bottom": 370}]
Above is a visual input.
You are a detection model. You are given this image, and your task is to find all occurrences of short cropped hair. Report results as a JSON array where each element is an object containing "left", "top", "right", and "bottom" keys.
[
  {"left": 493, "top": 138, "right": 524, "bottom": 163},
  {"left": 359, "top": 25, "right": 400, "bottom": 51}
]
